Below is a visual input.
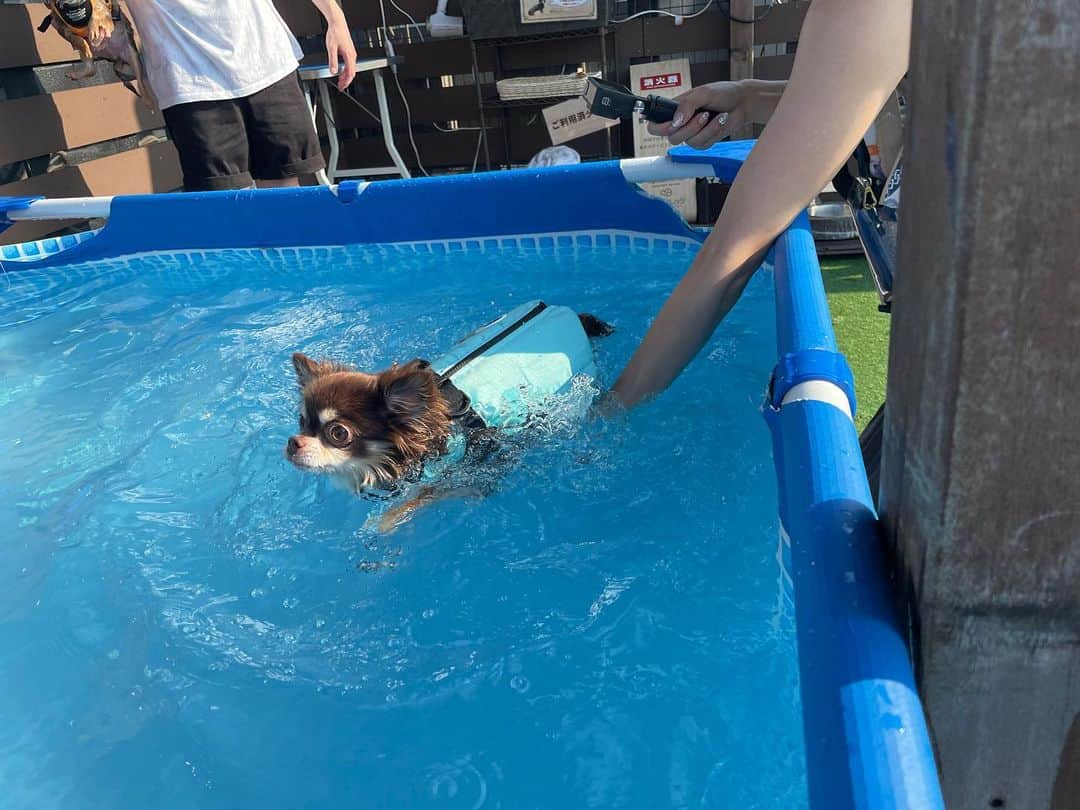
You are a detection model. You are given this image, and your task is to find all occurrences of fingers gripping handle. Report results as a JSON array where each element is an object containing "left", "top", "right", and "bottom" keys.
[
  {"left": 584, "top": 78, "right": 704, "bottom": 126},
  {"left": 642, "top": 95, "right": 680, "bottom": 124}
]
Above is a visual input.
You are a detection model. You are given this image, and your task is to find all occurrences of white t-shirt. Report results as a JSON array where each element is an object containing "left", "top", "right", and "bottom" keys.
[{"left": 124, "top": 0, "right": 305, "bottom": 110}]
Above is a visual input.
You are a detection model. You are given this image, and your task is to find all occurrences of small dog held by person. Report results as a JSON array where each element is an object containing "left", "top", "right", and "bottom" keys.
[{"left": 39, "top": 0, "right": 154, "bottom": 108}]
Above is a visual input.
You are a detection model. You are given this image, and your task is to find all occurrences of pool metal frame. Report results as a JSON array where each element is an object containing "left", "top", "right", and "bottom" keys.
[{"left": 0, "top": 141, "right": 944, "bottom": 809}]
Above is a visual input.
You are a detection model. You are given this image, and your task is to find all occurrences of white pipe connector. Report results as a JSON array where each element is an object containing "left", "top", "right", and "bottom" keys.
[{"left": 6, "top": 196, "right": 114, "bottom": 222}]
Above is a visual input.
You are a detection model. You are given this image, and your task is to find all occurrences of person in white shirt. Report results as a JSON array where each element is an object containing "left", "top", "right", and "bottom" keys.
[{"left": 124, "top": 0, "right": 357, "bottom": 191}]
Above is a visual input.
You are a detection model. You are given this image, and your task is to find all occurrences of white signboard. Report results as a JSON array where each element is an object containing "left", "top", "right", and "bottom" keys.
[
  {"left": 521, "top": 0, "right": 597, "bottom": 24},
  {"left": 542, "top": 97, "right": 619, "bottom": 146},
  {"left": 629, "top": 58, "right": 697, "bottom": 222}
]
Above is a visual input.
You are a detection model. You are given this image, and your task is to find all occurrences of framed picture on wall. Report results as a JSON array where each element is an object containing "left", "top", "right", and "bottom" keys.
[{"left": 521, "top": 0, "right": 598, "bottom": 24}]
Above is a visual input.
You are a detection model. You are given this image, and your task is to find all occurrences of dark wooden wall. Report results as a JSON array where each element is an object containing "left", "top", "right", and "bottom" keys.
[
  {"left": 1, "top": 0, "right": 808, "bottom": 245},
  {"left": 289, "top": 0, "right": 806, "bottom": 173},
  {"left": 880, "top": 1, "right": 1080, "bottom": 807}
]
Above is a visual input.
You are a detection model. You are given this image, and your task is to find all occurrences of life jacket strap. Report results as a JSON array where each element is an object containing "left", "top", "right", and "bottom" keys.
[{"left": 405, "top": 359, "right": 487, "bottom": 431}]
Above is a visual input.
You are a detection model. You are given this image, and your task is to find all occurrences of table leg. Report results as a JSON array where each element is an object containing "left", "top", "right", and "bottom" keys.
[
  {"left": 372, "top": 70, "right": 412, "bottom": 179},
  {"left": 303, "top": 82, "right": 331, "bottom": 186},
  {"left": 316, "top": 79, "right": 342, "bottom": 185}
]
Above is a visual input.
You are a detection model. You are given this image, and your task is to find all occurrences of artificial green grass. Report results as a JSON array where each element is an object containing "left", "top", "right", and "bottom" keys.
[{"left": 819, "top": 256, "right": 890, "bottom": 431}]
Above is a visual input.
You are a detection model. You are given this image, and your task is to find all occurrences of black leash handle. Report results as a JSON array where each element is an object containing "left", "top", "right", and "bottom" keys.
[{"left": 641, "top": 95, "right": 680, "bottom": 124}]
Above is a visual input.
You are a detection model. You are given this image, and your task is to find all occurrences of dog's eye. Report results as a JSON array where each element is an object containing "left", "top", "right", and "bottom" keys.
[{"left": 325, "top": 422, "right": 352, "bottom": 446}]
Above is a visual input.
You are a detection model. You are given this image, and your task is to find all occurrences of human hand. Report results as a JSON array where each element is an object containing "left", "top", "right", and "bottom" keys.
[
  {"left": 88, "top": 10, "right": 112, "bottom": 49},
  {"left": 324, "top": 8, "right": 357, "bottom": 91},
  {"left": 588, "top": 389, "right": 628, "bottom": 420},
  {"left": 647, "top": 80, "right": 784, "bottom": 149},
  {"left": 89, "top": 25, "right": 107, "bottom": 48}
]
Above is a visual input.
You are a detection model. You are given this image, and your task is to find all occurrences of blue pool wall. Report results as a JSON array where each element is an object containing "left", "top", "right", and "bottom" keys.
[
  {"left": 2, "top": 160, "right": 700, "bottom": 269},
  {"left": 0, "top": 141, "right": 944, "bottom": 808}
]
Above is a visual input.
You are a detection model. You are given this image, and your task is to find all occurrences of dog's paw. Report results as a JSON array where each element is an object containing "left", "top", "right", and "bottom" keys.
[
  {"left": 66, "top": 64, "right": 97, "bottom": 81},
  {"left": 377, "top": 514, "right": 400, "bottom": 534},
  {"left": 377, "top": 509, "right": 413, "bottom": 534},
  {"left": 365, "top": 506, "right": 409, "bottom": 535}
]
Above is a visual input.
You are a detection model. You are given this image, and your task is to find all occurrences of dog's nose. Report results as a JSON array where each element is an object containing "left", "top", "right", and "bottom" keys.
[{"left": 287, "top": 436, "right": 299, "bottom": 456}]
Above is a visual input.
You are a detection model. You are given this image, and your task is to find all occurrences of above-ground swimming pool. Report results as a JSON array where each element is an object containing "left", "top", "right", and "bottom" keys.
[{"left": 1, "top": 143, "right": 943, "bottom": 809}]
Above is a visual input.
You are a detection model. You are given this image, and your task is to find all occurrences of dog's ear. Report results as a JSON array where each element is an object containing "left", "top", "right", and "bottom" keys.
[
  {"left": 292, "top": 353, "right": 322, "bottom": 387},
  {"left": 291, "top": 353, "right": 344, "bottom": 388},
  {"left": 382, "top": 368, "right": 433, "bottom": 423}
]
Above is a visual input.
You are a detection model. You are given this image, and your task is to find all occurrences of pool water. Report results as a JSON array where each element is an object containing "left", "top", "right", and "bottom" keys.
[{"left": 0, "top": 238, "right": 806, "bottom": 809}]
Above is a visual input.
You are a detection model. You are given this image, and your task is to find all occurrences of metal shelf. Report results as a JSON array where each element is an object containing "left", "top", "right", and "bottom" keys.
[
  {"left": 482, "top": 95, "right": 583, "bottom": 109},
  {"left": 469, "top": 25, "right": 614, "bottom": 170},
  {"left": 472, "top": 27, "right": 606, "bottom": 47}
]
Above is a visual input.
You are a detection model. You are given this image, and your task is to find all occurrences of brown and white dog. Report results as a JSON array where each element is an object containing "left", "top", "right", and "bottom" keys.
[
  {"left": 39, "top": 0, "right": 154, "bottom": 108},
  {"left": 286, "top": 354, "right": 454, "bottom": 492},
  {"left": 286, "top": 354, "right": 482, "bottom": 532},
  {"left": 285, "top": 313, "right": 613, "bottom": 531}
]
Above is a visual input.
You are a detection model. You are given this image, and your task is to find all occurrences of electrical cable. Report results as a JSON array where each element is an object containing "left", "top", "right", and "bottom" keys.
[
  {"left": 388, "top": 0, "right": 425, "bottom": 40},
  {"left": 609, "top": 0, "right": 716, "bottom": 24},
  {"left": 717, "top": 0, "right": 775, "bottom": 24},
  {"left": 609, "top": 0, "right": 776, "bottom": 26},
  {"left": 392, "top": 68, "right": 431, "bottom": 176},
  {"left": 432, "top": 122, "right": 485, "bottom": 132},
  {"left": 379, "top": 0, "right": 430, "bottom": 175}
]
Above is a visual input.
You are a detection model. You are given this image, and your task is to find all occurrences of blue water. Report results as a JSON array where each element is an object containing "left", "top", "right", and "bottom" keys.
[{"left": 0, "top": 238, "right": 806, "bottom": 809}]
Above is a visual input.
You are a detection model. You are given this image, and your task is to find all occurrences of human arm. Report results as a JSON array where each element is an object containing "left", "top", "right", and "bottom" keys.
[
  {"left": 610, "top": 0, "right": 911, "bottom": 408},
  {"left": 309, "top": 0, "right": 357, "bottom": 90}
]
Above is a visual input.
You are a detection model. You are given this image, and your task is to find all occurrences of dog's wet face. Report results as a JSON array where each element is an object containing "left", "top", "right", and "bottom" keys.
[
  {"left": 285, "top": 353, "right": 451, "bottom": 489},
  {"left": 286, "top": 380, "right": 397, "bottom": 483}
]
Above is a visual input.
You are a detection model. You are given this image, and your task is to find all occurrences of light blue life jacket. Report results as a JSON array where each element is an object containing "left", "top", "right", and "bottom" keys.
[{"left": 419, "top": 300, "right": 599, "bottom": 479}]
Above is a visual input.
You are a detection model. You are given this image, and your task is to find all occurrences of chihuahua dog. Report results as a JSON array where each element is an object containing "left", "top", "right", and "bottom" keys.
[
  {"left": 286, "top": 311, "right": 613, "bottom": 530},
  {"left": 39, "top": 0, "right": 154, "bottom": 108},
  {"left": 285, "top": 355, "right": 507, "bottom": 532},
  {"left": 287, "top": 355, "right": 454, "bottom": 489}
]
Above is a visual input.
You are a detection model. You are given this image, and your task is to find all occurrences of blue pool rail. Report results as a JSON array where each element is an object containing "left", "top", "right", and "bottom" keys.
[
  {"left": 666, "top": 147, "right": 941, "bottom": 810},
  {"left": 767, "top": 212, "right": 944, "bottom": 810},
  {"left": 0, "top": 142, "right": 944, "bottom": 808}
]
